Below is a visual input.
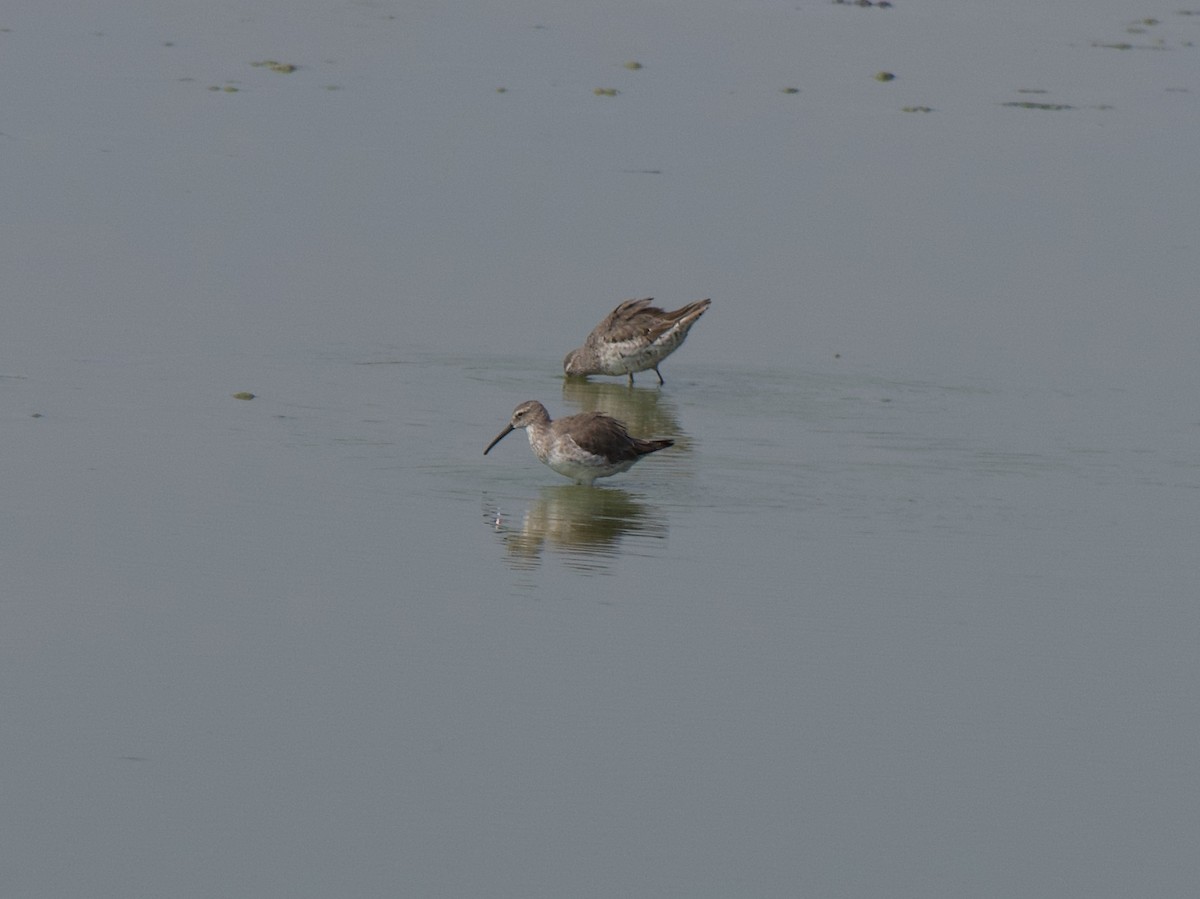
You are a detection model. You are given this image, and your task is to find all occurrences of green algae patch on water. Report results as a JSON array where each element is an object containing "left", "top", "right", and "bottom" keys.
[
  {"left": 252, "top": 60, "right": 298, "bottom": 73},
  {"left": 1001, "top": 101, "right": 1074, "bottom": 110},
  {"left": 232, "top": 392, "right": 256, "bottom": 401}
]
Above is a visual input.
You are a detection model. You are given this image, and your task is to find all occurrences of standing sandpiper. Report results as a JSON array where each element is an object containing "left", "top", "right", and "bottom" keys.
[
  {"left": 484, "top": 400, "right": 673, "bottom": 485},
  {"left": 563, "top": 297, "right": 712, "bottom": 385}
]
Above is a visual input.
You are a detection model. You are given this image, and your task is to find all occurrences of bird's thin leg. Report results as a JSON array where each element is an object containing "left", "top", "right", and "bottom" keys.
[{"left": 653, "top": 366, "right": 664, "bottom": 386}]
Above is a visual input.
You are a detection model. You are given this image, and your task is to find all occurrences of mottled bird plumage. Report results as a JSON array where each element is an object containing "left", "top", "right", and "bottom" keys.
[
  {"left": 563, "top": 298, "right": 711, "bottom": 385},
  {"left": 484, "top": 400, "right": 673, "bottom": 484}
]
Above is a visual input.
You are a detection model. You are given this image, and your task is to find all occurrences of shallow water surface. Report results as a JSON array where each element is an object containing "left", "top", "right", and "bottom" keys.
[
  {"left": 2, "top": 0, "right": 1199, "bottom": 896},
  {"left": 4, "top": 338, "right": 1198, "bottom": 899}
]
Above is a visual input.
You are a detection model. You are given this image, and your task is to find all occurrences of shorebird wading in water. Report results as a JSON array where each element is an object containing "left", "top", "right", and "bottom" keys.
[
  {"left": 484, "top": 400, "right": 673, "bottom": 485},
  {"left": 563, "top": 297, "right": 712, "bottom": 385}
]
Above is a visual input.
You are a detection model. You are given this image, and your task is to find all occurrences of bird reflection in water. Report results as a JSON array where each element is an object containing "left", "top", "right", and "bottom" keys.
[
  {"left": 560, "top": 376, "right": 686, "bottom": 450},
  {"left": 483, "top": 485, "right": 667, "bottom": 572}
]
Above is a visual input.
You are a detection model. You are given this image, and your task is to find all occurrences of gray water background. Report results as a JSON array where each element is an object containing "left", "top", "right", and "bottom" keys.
[{"left": 2, "top": 1, "right": 1198, "bottom": 896}]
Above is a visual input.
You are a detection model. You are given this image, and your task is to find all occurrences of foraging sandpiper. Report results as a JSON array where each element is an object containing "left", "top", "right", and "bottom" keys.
[
  {"left": 484, "top": 400, "right": 673, "bottom": 485},
  {"left": 563, "top": 297, "right": 712, "bottom": 385}
]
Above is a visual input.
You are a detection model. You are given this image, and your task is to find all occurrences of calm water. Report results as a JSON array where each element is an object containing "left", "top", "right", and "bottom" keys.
[
  {"left": 3, "top": 0, "right": 1199, "bottom": 896},
  {"left": 6, "top": 348, "right": 1196, "bottom": 896}
]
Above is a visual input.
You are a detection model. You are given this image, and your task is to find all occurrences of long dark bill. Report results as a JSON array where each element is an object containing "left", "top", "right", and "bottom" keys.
[{"left": 483, "top": 424, "right": 515, "bottom": 455}]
